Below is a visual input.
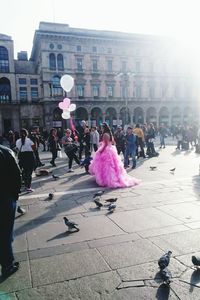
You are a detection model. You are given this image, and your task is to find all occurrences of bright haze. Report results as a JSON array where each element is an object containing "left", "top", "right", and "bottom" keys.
[{"left": 1, "top": 0, "right": 200, "bottom": 69}]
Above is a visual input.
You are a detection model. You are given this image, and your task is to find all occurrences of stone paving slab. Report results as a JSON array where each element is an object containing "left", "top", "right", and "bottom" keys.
[
  {"left": 117, "top": 258, "right": 186, "bottom": 281},
  {"left": 108, "top": 207, "right": 182, "bottom": 233},
  {"left": 157, "top": 202, "right": 200, "bottom": 223},
  {"left": 30, "top": 248, "right": 111, "bottom": 287},
  {"left": 26, "top": 215, "right": 124, "bottom": 250},
  {"left": 98, "top": 239, "right": 163, "bottom": 269},
  {"left": 0, "top": 261, "right": 31, "bottom": 293},
  {"left": 137, "top": 224, "right": 189, "bottom": 238},
  {"left": 149, "top": 229, "right": 200, "bottom": 256}
]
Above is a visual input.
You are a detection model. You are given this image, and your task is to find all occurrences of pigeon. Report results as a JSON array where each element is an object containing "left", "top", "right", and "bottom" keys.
[
  {"left": 108, "top": 203, "right": 116, "bottom": 212},
  {"left": 160, "top": 268, "right": 172, "bottom": 285},
  {"left": 63, "top": 217, "right": 79, "bottom": 231},
  {"left": 48, "top": 193, "right": 54, "bottom": 200},
  {"left": 170, "top": 168, "right": 176, "bottom": 172},
  {"left": 94, "top": 199, "right": 103, "bottom": 208},
  {"left": 150, "top": 166, "right": 157, "bottom": 171},
  {"left": 93, "top": 190, "right": 105, "bottom": 199},
  {"left": 192, "top": 255, "right": 200, "bottom": 267},
  {"left": 105, "top": 198, "right": 118, "bottom": 203},
  {"left": 52, "top": 173, "right": 60, "bottom": 180},
  {"left": 158, "top": 251, "right": 172, "bottom": 270},
  {"left": 17, "top": 206, "right": 26, "bottom": 215}
]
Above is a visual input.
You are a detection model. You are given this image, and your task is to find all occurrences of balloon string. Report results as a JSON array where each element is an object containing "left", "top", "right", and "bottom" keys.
[{"left": 70, "top": 116, "right": 77, "bottom": 138}]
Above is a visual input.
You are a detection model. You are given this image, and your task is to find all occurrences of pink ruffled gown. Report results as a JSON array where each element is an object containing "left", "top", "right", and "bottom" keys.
[{"left": 89, "top": 142, "right": 141, "bottom": 188}]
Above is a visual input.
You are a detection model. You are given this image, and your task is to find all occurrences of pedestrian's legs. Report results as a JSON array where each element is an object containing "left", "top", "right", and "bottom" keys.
[
  {"left": 23, "top": 166, "right": 33, "bottom": 189},
  {"left": 67, "top": 152, "right": 73, "bottom": 169},
  {"left": 131, "top": 150, "right": 136, "bottom": 168},
  {"left": 79, "top": 143, "right": 84, "bottom": 159},
  {"left": 93, "top": 144, "right": 98, "bottom": 152},
  {"left": 124, "top": 149, "right": 129, "bottom": 167},
  {"left": 72, "top": 153, "right": 80, "bottom": 165},
  {"left": 0, "top": 197, "right": 17, "bottom": 271}
]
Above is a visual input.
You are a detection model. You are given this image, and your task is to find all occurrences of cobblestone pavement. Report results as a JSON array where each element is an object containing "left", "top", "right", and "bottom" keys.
[{"left": 1, "top": 140, "right": 200, "bottom": 299}]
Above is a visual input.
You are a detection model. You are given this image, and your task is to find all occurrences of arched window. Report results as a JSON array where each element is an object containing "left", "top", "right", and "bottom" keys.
[
  {"left": 52, "top": 75, "right": 63, "bottom": 96},
  {"left": 49, "top": 53, "right": 56, "bottom": 70},
  {"left": 57, "top": 54, "right": 64, "bottom": 70},
  {"left": 0, "top": 77, "right": 11, "bottom": 102},
  {"left": 0, "top": 46, "right": 9, "bottom": 72}
]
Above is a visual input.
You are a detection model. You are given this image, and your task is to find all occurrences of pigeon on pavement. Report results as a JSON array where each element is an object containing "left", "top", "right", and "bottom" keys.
[
  {"left": 63, "top": 217, "right": 79, "bottom": 231},
  {"left": 17, "top": 206, "right": 26, "bottom": 215},
  {"left": 150, "top": 166, "right": 157, "bottom": 171},
  {"left": 48, "top": 193, "right": 54, "bottom": 200},
  {"left": 158, "top": 251, "right": 172, "bottom": 270},
  {"left": 160, "top": 268, "right": 172, "bottom": 284},
  {"left": 93, "top": 190, "right": 105, "bottom": 199},
  {"left": 52, "top": 174, "right": 60, "bottom": 180},
  {"left": 192, "top": 255, "right": 200, "bottom": 267},
  {"left": 170, "top": 168, "right": 176, "bottom": 172},
  {"left": 108, "top": 203, "right": 116, "bottom": 212},
  {"left": 105, "top": 198, "right": 118, "bottom": 203},
  {"left": 94, "top": 199, "right": 103, "bottom": 208}
]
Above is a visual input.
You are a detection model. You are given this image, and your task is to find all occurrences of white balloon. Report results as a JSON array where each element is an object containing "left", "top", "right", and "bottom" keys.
[
  {"left": 60, "top": 75, "right": 74, "bottom": 92},
  {"left": 62, "top": 111, "right": 70, "bottom": 119},
  {"left": 69, "top": 103, "right": 76, "bottom": 112}
]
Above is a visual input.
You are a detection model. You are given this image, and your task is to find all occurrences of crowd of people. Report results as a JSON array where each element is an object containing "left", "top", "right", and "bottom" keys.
[{"left": 1, "top": 120, "right": 200, "bottom": 279}]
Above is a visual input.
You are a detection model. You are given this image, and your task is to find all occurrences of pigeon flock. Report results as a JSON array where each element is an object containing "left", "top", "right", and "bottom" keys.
[{"left": 93, "top": 191, "right": 118, "bottom": 213}]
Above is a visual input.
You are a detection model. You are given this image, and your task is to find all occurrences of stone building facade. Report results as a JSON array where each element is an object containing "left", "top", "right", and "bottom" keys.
[{"left": 0, "top": 22, "right": 199, "bottom": 134}]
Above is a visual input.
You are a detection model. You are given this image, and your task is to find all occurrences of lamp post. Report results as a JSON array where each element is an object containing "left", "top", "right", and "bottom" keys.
[{"left": 115, "top": 72, "right": 135, "bottom": 126}]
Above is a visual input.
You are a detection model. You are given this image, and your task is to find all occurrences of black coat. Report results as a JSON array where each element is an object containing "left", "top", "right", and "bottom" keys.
[{"left": 0, "top": 145, "right": 21, "bottom": 200}]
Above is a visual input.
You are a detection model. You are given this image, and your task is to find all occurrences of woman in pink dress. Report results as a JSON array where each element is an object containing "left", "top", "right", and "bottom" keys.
[{"left": 89, "top": 133, "right": 141, "bottom": 188}]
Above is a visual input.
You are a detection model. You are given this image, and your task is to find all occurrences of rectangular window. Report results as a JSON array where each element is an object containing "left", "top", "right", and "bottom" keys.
[
  {"left": 136, "top": 86, "right": 141, "bottom": 98},
  {"left": 149, "top": 86, "right": 154, "bottom": 98},
  {"left": 77, "top": 85, "right": 84, "bottom": 98},
  {"left": 107, "top": 48, "right": 112, "bottom": 54},
  {"left": 122, "top": 86, "right": 128, "bottom": 98},
  {"left": 107, "top": 60, "right": 113, "bottom": 72},
  {"left": 77, "top": 45, "right": 81, "bottom": 52},
  {"left": 108, "top": 86, "right": 114, "bottom": 97},
  {"left": 30, "top": 78, "right": 38, "bottom": 85},
  {"left": 31, "top": 87, "right": 39, "bottom": 101},
  {"left": 19, "top": 78, "right": 27, "bottom": 85},
  {"left": 136, "top": 62, "right": 140, "bottom": 73},
  {"left": 77, "top": 58, "right": 83, "bottom": 71},
  {"left": 122, "top": 61, "right": 127, "bottom": 72},
  {"left": 92, "top": 59, "right": 98, "bottom": 71},
  {"left": 92, "top": 46, "right": 97, "bottom": 53},
  {"left": 93, "top": 85, "right": 99, "bottom": 98},
  {"left": 0, "top": 60, "right": 9, "bottom": 72},
  {"left": 19, "top": 87, "right": 27, "bottom": 102}
]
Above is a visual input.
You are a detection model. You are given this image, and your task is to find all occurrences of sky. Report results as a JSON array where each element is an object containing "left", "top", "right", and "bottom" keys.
[{"left": 1, "top": 0, "right": 200, "bottom": 58}]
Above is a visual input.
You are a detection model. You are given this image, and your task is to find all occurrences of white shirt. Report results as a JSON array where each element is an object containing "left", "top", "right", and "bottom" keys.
[{"left": 16, "top": 137, "right": 34, "bottom": 152}]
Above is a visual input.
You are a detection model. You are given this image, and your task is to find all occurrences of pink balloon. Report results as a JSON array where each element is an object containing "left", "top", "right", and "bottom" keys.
[{"left": 58, "top": 98, "right": 71, "bottom": 110}]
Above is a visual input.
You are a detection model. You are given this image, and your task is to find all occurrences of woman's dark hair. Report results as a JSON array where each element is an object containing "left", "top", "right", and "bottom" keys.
[
  {"left": 135, "top": 124, "right": 140, "bottom": 128},
  {"left": 20, "top": 128, "right": 28, "bottom": 145},
  {"left": 102, "top": 122, "right": 113, "bottom": 140},
  {"left": 50, "top": 128, "right": 57, "bottom": 135}
]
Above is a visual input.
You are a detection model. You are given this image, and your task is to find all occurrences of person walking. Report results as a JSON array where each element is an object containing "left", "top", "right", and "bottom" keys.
[
  {"left": 0, "top": 144, "right": 21, "bottom": 278},
  {"left": 48, "top": 128, "right": 59, "bottom": 167},
  {"left": 16, "top": 128, "right": 35, "bottom": 193},
  {"left": 62, "top": 129, "right": 80, "bottom": 172},
  {"left": 90, "top": 126, "right": 99, "bottom": 152},
  {"left": 133, "top": 124, "right": 146, "bottom": 158},
  {"left": 124, "top": 126, "right": 137, "bottom": 169},
  {"left": 114, "top": 126, "right": 125, "bottom": 156},
  {"left": 30, "top": 126, "right": 44, "bottom": 168}
]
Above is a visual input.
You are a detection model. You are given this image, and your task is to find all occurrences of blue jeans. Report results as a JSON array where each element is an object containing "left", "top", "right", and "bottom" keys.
[
  {"left": 124, "top": 148, "right": 136, "bottom": 168},
  {"left": 160, "top": 135, "right": 165, "bottom": 147},
  {"left": 0, "top": 196, "right": 16, "bottom": 269}
]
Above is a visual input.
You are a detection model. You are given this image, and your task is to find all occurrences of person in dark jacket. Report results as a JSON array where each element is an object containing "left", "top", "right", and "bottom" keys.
[
  {"left": 48, "top": 128, "right": 59, "bottom": 167},
  {"left": 124, "top": 126, "right": 137, "bottom": 169},
  {"left": 0, "top": 145, "right": 21, "bottom": 278}
]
